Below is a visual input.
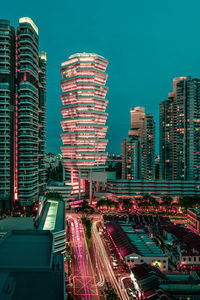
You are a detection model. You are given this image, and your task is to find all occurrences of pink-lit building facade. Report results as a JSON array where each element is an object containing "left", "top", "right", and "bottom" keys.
[
  {"left": 0, "top": 18, "right": 46, "bottom": 209},
  {"left": 60, "top": 53, "right": 109, "bottom": 199}
]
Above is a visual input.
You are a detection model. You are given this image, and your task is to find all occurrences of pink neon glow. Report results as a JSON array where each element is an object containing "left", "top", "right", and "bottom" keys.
[
  {"left": 70, "top": 217, "right": 98, "bottom": 297},
  {"left": 60, "top": 53, "right": 108, "bottom": 194},
  {"left": 13, "top": 92, "right": 18, "bottom": 202}
]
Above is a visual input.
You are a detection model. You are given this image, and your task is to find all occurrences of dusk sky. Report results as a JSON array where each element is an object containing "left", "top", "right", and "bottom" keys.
[{"left": 2, "top": 0, "right": 200, "bottom": 154}]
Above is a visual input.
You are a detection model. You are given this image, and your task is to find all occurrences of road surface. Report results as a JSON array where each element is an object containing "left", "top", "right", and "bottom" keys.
[
  {"left": 92, "top": 218, "right": 129, "bottom": 300},
  {"left": 68, "top": 215, "right": 99, "bottom": 299}
]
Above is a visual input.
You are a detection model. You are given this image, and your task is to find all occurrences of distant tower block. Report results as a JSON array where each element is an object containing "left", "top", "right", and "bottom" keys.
[{"left": 60, "top": 53, "right": 109, "bottom": 198}]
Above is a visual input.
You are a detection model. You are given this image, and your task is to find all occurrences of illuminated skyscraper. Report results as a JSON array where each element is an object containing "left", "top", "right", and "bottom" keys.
[
  {"left": 60, "top": 53, "right": 108, "bottom": 198},
  {"left": 0, "top": 18, "right": 46, "bottom": 209},
  {"left": 159, "top": 99, "right": 173, "bottom": 180},
  {"left": 121, "top": 136, "right": 141, "bottom": 180},
  {"left": 160, "top": 76, "right": 200, "bottom": 180},
  {"left": 122, "top": 107, "right": 155, "bottom": 180},
  {"left": 142, "top": 113, "right": 155, "bottom": 180},
  {"left": 0, "top": 20, "right": 15, "bottom": 209}
]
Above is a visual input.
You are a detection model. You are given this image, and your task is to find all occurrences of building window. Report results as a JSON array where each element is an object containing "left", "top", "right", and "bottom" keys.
[
  {"left": 189, "top": 257, "right": 191, "bottom": 262},
  {"left": 194, "top": 257, "right": 196, "bottom": 262}
]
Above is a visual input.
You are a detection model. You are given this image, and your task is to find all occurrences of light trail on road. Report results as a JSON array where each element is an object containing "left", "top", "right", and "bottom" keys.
[
  {"left": 92, "top": 235, "right": 105, "bottom": 287},
  {"left": 92, "top": 220, "right": 129, "bottom": 300},
  {"left": 70, "top": 217, "right": 90, "bottom": 298},
  {"left": 67, "top": 215, "right": 99, "bottom": 300}
]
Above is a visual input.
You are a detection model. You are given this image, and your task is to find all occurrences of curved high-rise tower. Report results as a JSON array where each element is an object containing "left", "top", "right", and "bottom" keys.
[
  {"left": 60, "top": 53, "right": 108, "bottom": 199},
  {"left": 0, "top": 17, "right": 47, "bottom": 209}
]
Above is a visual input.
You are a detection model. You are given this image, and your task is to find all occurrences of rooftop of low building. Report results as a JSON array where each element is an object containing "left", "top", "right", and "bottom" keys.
[
  {"left": 0, "top": 217, "right": 34, "bottom": 232},
  {"left": 106, "top": 221, "right": 166, "bottom": 258},
  {"left": 37, "top": 198, "right": 65, "bottom": 232},
  {"left": 0, "top": 231, "right": 65, "bottom": 300},
  {"left": 0, "top": 230, "right": 53, "bottom": 270}
]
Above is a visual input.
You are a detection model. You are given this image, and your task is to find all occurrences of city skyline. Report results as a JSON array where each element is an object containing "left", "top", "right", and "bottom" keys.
[
  {"left": 2, "top": 0, "right": 200, "bottom": 154},
  {"left": 2, "top": 4, "right": 200, "bottom": 300}
]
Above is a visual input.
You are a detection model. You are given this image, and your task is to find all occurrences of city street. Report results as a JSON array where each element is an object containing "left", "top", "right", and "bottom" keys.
[
  {"left": 66, "top": 213, "right": 130, "bottom": 299},
  {"left": 67, "top": 214, "right": 99, "bottom": 299},
  {"left": 92, "top": 217, "right": 130, "bottom": 300}
]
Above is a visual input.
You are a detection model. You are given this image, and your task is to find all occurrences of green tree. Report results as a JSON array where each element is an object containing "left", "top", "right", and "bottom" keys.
[
  {"left": 81, "top": 216, "right": 92, "bottom": 240},
  {"left": 96, "top": 199, "right": 107, "bottom": 209},
  {"left": 149, "top": 196, "right": 159, "bottom": 210},
  {"left": 178, "top": 196, "right": 200, "bottom": 213},
  {"left": 105, "top": 199, "right": 113, "bottom": 210},
  {"left": 122, "top": 198, "right": 133, "bottom": 211},
  {"left": 111, "top": 201, "right": 119, "bottom": 209},
  {"left": 77, "top": 200, "right": 94, "bottom": 216},
  {"left": 161, "top": 196, "right": 173, "bottom": 211}
]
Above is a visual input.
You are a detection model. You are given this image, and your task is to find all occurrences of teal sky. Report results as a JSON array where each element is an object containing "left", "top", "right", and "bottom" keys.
[{"left": 2, "top": 0, "right": 200, "bottom": 154}]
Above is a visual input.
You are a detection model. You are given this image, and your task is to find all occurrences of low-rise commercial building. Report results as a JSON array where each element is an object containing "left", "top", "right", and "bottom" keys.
[
  {"left": 0, "top": 197, "right": 67, "bottom": 254},
  {"left": 0, "top": 230, "right": 65, "bottom": 300},
  {"left": 131, "top": 263, "right": 200, "bottom": 299},
  {"left": 46, "top": 180, "right": 72, "bottom": 204},
  {"left": 37, "top": 198, "right": 66, "bottom": 253},
  {"left": 0, "top": 217, "right": 34, "bottom": 238},
  {"left": 105, "top": 221, "right": 168, "bottom": 271},
  {"left": 151, "top": 220, "right": 200, "bottom": 272}
]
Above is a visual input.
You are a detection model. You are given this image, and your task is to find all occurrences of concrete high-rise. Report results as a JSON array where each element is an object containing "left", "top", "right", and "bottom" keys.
[
  {"left": 160, "top": 76, "right": 200, "bottom": 180},
  {"left": 0, "top": 18, "right": 47, "bottom": 209},
  {"left": 0, "top": 20, "right": 15, "bottom": 209},
  {"left": 60, "top": 53, "right": 108, "bottom": 199},
  {"left": 122, "top": 107, "right": 155, "bottom": 180},
  {"left": 129, "top": 107, "right": 145, "bottom": 137},
  {"left": 143, "top": 113, "right": 155, "bottom": 180},
  {"left": 159, "top": 99, "right": 173, "bottom": 180},
  {"left": 122, "top": 136, "right": 141, "bottom": 180}
]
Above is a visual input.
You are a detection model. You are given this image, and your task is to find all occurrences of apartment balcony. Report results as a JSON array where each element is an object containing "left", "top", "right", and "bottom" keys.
[
  {"left": 19, "top": 52, "right": 38, "bottom": 65},
  {"left": 0, "top": 66, "right": 10, "bottom": 73},
  {"left": 18, "top": 65, "right": 38, "bottom": 78},
  {"left": 0, "top": 40, "right": 10, "bottom": 46},
  {"left": 19, "top": 82, "right": 38, "bottom": 94},
  {"left": 19, "top": 57, "right": 38, "bottom": 70},
  {"left": 18, "top": 31, "right": 38, "bottom": 45},
  {"left": 18, "top": 38, "right": 38, "bottom": 53}
]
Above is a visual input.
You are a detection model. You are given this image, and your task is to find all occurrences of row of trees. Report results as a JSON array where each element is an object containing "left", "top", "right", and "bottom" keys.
[
  {"left": 77, "top": 201, "right": 94, "bottom": 247},
  {"left": 96, "top": 198, "right": 134, "bottom": 210},
  {"left": 95, "top": 195, "right": 200, "bottom": 214}
]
